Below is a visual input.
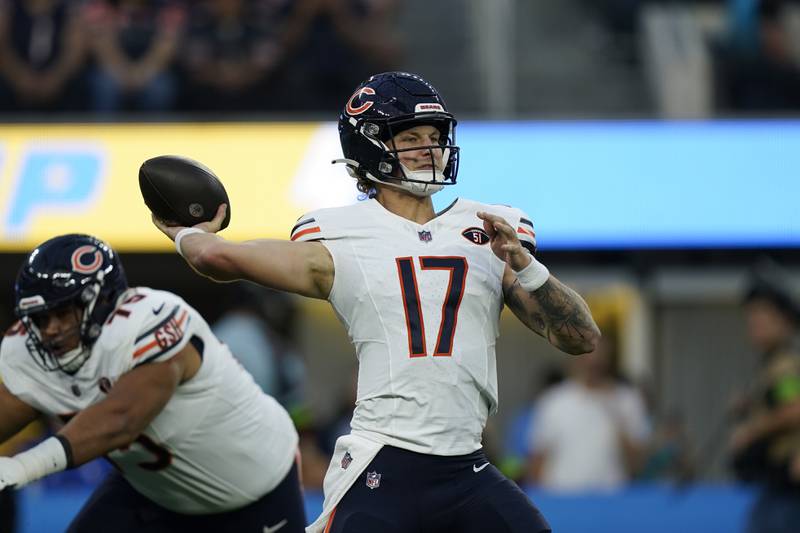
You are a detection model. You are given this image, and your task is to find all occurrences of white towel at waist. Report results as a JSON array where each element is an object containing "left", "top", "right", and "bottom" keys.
[{"left": 306, "top": 432, "right": 384, "bottom": 533}]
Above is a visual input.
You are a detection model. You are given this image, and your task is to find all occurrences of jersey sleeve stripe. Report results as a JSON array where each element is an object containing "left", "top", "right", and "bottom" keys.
[
  {"left": 517, "top": 227, "right": 535, "bottom": 238},
  {"left": 133, "top": 339, "right": 159, "bottom": 358},
  {"left": 291, "top": 226, "right": 321, "bottom": 241},
  {"left": 520, "top": 217, "right": 534, "bottom": 229},
  {"left": 290, "top": 217, "right": 316, "bottom": 236},
  {"left": 132, "top": 309, "right": 190, "bottom": 361},
  {"left": 135, "top": 306, "right": 179, "bottom": 343}
]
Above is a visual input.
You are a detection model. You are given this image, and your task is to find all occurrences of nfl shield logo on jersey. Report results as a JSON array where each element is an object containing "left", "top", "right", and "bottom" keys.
[
  {"left": 366, "top": 471, "right": 381, "bottom": 489},
  {"left": 418, "top": 230, "right": 432, "bottom": 243},
  {"left": 341, "top": 451, "right": 353, "bottom": 470}
]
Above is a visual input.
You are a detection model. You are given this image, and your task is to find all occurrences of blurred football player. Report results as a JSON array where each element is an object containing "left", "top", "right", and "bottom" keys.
[
  {"left": 153, "top": 71, "right": 600, "bottom": 532},
  {"left": 0, "top": 234, "right": 305, "bottom": 533}
]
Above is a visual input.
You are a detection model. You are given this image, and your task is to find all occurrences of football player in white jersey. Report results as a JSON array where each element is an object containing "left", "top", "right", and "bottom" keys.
[
  {"left": 0, "top": 234, "right": 305, "bottom": 532},
  {"left": 153, "top": 71, "right": 600, "bottom": 533}
]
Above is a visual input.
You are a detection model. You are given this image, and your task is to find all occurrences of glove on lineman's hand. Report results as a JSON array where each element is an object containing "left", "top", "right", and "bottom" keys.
[{"left": 0, "top": 456, "right": 27, "bottom": 491}]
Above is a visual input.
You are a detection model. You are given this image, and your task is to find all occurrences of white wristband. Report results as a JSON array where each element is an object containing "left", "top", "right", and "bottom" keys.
[
  {"left": 12, "top": 436, "right": 69, "bottom": 487},
  {"left": 515, "top": 255, "right": 550, "bottom": 292},
  {"left": 174, "top": 227, "right": 206, "bottom": 258}
]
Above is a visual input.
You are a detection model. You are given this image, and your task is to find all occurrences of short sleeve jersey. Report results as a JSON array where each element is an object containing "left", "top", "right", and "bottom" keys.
[
  {"left": 291, "top": 198, "right": 537, "bottom": 455},
  {"left": 0, "top": 287, "right": 297, "bottom": 514}
]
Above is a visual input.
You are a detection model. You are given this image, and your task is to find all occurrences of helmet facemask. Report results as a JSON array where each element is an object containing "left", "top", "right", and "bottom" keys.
[
  {"left": 19, "top": 271, "right": 106, "bottom": 374},
  {"left": 347, "top": 114, "right": 460, "bottom": 197},
  {"left": 14, "top": 234, "right": 128, "bottom": 375}
]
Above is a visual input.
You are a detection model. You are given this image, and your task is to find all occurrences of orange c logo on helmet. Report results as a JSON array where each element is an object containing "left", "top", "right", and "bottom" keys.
[
  {"left": 71, "top": 246, "right": 103, "bottom": 274},
  {"left": 346, "top": 87, "right": 376, "bottom": 116}
]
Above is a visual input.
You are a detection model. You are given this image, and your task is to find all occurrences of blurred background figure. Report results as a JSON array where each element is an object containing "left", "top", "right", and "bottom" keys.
[
  {"left": 637, "top": 409, "right": 695, "bottom": 483},
  {"left": 212, "top": 281, "right": 308, "bottom": 415},
  {"left": 525, "top": 333, "right": 651, "bottom": 492},
  {"left": 713, "top": 0, "right": 800, "bottom": 111},
  {"left": 729, "top": 260, "right": 800, "bottom": 533},
  {"left": 85, "top": 0, "right": 185, "bottom": 114},
  {"left": 0, "top": 0, "right": 87, "bottom": 113},
  {"left": 275, "top": 0, "right": 401, "bottom": 111},
  {"left": 180, "top": 0, "right": 287, "bottom": 113},
  {"left": 497, "top": 365, "right": 565, "bottom": 485}
]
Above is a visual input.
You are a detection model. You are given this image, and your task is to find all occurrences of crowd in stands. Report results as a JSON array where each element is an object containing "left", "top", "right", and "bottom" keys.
[{"left": 0, "top": 0, "right": 401, "bottom": 115}]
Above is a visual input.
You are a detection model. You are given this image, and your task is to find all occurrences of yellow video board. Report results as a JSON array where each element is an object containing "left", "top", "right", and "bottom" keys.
[{"left": 0, "top": 122, "right": 357, "bottom": 252}]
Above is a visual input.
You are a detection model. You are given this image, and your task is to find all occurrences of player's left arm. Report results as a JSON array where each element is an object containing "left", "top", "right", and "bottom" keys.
[
  {"left": 478, "top": 211, "right": 600, "bottom": 355},
  {"left": 0, "top": 344, "right": 200, "bottom": 491}
]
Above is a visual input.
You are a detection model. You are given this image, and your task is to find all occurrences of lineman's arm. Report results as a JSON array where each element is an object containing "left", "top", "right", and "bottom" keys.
[
  {"left": 152, "top": 205, "right": 334, "bottom": 299},
  {"left": 477, "top": 211, "right": 600, "bottom": 355},
  {"left": 0, "top": 344, "right": 199, "bottom": 490},
  {"left": 0, "top": 383, "right": 41, "bottom": 444},
  {"left": 58, "top": 343, "right": 200, "bottom": 466}
]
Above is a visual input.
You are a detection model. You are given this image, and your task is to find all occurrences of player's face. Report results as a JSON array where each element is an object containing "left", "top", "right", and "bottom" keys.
[
  {"left": 745, "top": 299, "right": 795, "bottom": 353},
  {"left": 390, "top": 125, "right": 444, "bottom": 172},
  {"left": 31, "top": 303, "right": 82, "bottom": 356}
]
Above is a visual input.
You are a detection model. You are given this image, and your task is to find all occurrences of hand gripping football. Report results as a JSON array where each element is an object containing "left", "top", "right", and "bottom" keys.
[{"left": 139, "top": 155, "right": 231, "bottom": 230}]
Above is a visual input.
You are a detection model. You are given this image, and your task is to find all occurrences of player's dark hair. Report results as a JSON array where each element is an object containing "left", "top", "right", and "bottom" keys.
[{"left": 744, "top": 258, "right": 800, "bottom": 325}]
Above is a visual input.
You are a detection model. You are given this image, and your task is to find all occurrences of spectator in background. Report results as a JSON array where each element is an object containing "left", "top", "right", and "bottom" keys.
[
  {"left": 0, "top": 0, "right": 88, "bottom": 113},
  {"left": 713, "top": 0, "right": 800, "bottom": 111},
  {"left": 729, "top": 261, "right": 800, "bottom": 533},
  {"left": 181, "top": 0, "right": 287, "bottom": 113},
  {"left": 212, "top": 281, "right": 308, "bottom": 415},
  {"left": 85, "top": 0, "right": 185, "bottom": 114},
  {"left": 637, "top": 409, "right": 694, "bottom": 483},
  {"left": 525, "top": 334, "right": 650, "bottom": 492},
  {"left": 275, "top": 0, "right": 402, "bottom": 111},
  {"left": 498, "top": 365, "right": 564, "bottom": 485}
]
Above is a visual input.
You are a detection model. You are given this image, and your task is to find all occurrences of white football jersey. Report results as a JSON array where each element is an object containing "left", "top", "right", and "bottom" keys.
[
  {"left": 0, "top": 287, "right": 297, "bottom": 514},
  {"left": 291, "top": 198, "right": 537, "bottom": 455}
]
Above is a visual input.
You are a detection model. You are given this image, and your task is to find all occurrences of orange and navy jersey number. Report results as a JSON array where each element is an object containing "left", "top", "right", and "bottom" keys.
[
  {"left": 132, "top": 306, "right": 190, "bottom": 366},
  {"left": 290, "top": 217, "right": 321, "bottom": 241},
  {"left": 396, "top": 256, "right": 468, "bottom": 358}
]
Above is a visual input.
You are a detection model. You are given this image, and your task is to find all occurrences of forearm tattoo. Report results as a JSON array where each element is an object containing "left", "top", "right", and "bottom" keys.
[{"left": 504, "top": 277, "right": 598, "bottom": 354}]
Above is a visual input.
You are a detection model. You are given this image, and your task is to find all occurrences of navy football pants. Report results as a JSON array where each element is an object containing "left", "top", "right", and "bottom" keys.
[
  {"left": 66, "top": 461, "right": 305, "bottom": 533},
  {"left": 325, "top": 446, "right": 551, "bottom": 533}
]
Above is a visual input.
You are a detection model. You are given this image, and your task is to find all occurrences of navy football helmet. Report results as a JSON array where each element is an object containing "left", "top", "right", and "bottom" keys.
[
  {"left": 334, "top": 72, "right": 460, "bottom": 197},
  {"left": 14, "top": 234, "right": 128, "bottom": 374}
]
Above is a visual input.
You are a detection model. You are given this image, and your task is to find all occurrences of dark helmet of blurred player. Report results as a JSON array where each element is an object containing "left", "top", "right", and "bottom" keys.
[
  {"left": 14, "top": 234, "right": 129, "bottom": 374},
  {"left": 334, "top": 71, "right": 460, "bottom": 197}
]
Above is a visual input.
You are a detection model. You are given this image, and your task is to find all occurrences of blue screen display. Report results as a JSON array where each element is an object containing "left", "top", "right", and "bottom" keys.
[{"left": 433, "top": 120, "right": 799, "bottom": 250}]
